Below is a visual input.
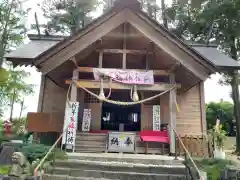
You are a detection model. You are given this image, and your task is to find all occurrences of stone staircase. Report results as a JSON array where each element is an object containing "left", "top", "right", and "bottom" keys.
[
  {"left": 74, "top": 132, "right": 169, "bottom": 154},
  {"left": 42, "top": 153, "right": 197, "bottom": 180},
  {"left": 75, "top": 132, "right": 107, "bottom": 153}
]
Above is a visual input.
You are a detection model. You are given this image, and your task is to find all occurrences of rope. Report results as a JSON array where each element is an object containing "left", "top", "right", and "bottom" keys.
[{"left": 68, "top": 79, "right": 177, "bottom": 106}]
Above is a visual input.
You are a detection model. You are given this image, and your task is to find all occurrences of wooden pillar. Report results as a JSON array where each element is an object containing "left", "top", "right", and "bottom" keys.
[
  {"left": 71, "top": 69, "right": 79, "bottom": 152},
  {"left": 169, "top": 73, "right": 176, "bottom": 154},
  {"left": 37, "top": 75, "right": 46, "bottom": 112},
  {"left": 199, "top": 81, "right": 207, "bottom": 135},
  {"left": 61, "top": 69, "right": 79, "bottom": 152},
  {"left": 78, "top": 89, "right": 84, "bottom": 131},
  {"left": 71, "top": 70, "right": 79, "bottom": 101},
  {"left": 99, "top": 51, "right": 103, "bottom": 68},
  {"left": 122, "top": 23, "right": 127, "bottom": 69}
]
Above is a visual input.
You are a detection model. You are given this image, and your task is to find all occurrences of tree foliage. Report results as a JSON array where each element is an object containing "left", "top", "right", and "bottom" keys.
[
  {"left": 0, "top": 0, "right": 28, "bottom": 66},
  {"left": 0, "top": 1, "right": 33, "bottom": 119},
  {"left": 164, "top": 0, "right": 240, "bottom": 152},
  {"left": 40, "top": 0, "right": 99, "bottom": 35},
  {"left": 206, "top": 101, "right": 234, "bottom": 129}
]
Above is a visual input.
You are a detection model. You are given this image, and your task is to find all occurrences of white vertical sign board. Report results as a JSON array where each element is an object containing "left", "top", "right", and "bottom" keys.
[
  {"left": 153, "top": 105, "right": 161, "bottom": 131},
  {"left": 82, "top": 109, "right": 91, "bottom": 132},
  {"left": 61, "top": 101, "right": 79, "bottom": 149}
]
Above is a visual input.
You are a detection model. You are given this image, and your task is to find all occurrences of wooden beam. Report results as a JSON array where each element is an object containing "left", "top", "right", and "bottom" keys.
[
  {"left": 105, "top": 32, "right": 142, "bottom": 39},
  {"left": 66, "top": 79, "right": 181, "bottom": 91},
  {"left": 77, "top": 67, "right": 169, "bottom": 76},
  {"left": 96, "top": 49, "right": 153, "bottom": 55}
]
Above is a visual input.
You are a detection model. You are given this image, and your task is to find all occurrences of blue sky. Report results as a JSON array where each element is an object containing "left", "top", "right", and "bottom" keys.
[{"left": 3, "top": 0, "right": 232, "bottom": 119}]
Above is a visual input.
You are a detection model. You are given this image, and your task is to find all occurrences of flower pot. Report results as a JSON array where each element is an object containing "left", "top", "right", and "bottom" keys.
[{"left": 214, "top": 149, "right": 226, "bottom": 159}]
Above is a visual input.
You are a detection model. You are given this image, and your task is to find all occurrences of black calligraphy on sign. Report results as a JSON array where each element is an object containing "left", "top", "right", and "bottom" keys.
[
  {"left": 67, "top": 135, "right": 74, "bottom": 144},
  {"left": 111, "top": 137, "right": 119, "bottom": 146},
  {"left": 68, "top": 103, "right": 78, "bottom": 130},
  {"left": 124, "top": 137, "right": 133, "bottom": 146},
  {"left": 65, "top": 102, "right": 79, "bottom": 145},
  {"left": 68, "top": 131, "right": 73, "bottom": 136},
  {"left": 153, "top": 105, "right": 161, "bottom": 131},
  {"left": 82, "top": 109, "right": 91, "bottom": 131},
  {"left": 144, "top": 75, "right": 151, "bottom": 84},
  {"left": 134, "top": 72, "right": 140, "bottom": 82},
  {"left": 71, "top": 103, "right": 77, "bottom": 115}
]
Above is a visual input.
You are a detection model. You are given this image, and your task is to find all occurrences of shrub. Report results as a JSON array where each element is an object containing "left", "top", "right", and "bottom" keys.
[
  {"left": 20, "top": 144, "right": 67, "bottom": 163},
  {"left": 21, "top": 144, "right": 50, "bottom": 163},
  {"left": 185, "top": 158, "right": 234, "bottom": 180}
]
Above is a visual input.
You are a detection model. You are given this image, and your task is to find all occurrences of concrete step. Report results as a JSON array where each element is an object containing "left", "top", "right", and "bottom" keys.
[
  {"left": 75, "top": 140, "right": 106, "bottom": 147},
  {"left": 67, "top": 153, "right": 184, "bottom": 166},
  {"left": 44, "top": 169, "right": 187, "bottom": 180},
  {"left": 75, "top": 145, "right": 106, "bottom": 153},
  {"left": 52, "top": 159, "right": 186, "bottom": 175},
  {"left": 76, "top": 133, "right": 107, "bottom": 141},
  {"left": 42, "top": 174, "right": 118, "bottom": 180}
]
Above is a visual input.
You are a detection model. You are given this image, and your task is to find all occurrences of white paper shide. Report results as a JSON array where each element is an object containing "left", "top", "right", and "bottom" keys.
[
  {"left": 82, "top": 109, "right": 91, "bottom": 132},
  {"left": 153, "top": 105, "right": 161, "bottom": 131}
]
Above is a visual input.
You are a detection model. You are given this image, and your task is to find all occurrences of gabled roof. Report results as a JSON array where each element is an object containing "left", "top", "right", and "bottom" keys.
[
  {"left": 7, "top": 35, "right": 239, "bottom": 69},
  {"left": 191, "top": 45, "right": 240, "bottom": 68},
  {"left": 6, "top": 35, "right": 63, "bottom": 61},
  {"left": 5, "top": 0, "right": 240, "bottom": 72}
]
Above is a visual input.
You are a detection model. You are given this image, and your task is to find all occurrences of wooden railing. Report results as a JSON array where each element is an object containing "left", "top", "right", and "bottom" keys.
[{"left": 170, "top": 126, "right": 203, "bottom": 180}]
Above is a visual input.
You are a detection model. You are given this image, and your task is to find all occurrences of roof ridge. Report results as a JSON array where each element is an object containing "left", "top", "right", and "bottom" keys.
[{"left": 28, "top": 34, "right": 68, "bottom": 41}]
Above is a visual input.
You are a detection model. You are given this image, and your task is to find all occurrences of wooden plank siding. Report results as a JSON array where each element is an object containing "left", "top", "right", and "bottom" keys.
[
  {"left": 89, "top": 103, "right": 102, "bottom": 131},
  {"left": 176, "top": 83, "right": 203, "bottom": 136},
  {"left": 41, "top": 78, "right": 68, "bottom": 113},
  {"left": 141, "top": 105, "right": 153, "bottom": 130},
  {"left": 39, "top": 78, "right": 205, "bottom": 136}
]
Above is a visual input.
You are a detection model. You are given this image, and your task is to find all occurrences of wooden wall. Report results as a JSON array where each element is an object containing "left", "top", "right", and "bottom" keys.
[
  {"left": 39, "top": 77, "right": 68, "bottom": 113},
  {"left": 37, "top": 77, "right": 205, "bottom": 136},
  {"left": 176, "top": 83, "right": 204, "bottom": 136},
  {"left": 140, "top": 83, "right": 205, "bottom": 136},
  {"left": 27, "top": 112, "right": 63, "bottom": 132}
]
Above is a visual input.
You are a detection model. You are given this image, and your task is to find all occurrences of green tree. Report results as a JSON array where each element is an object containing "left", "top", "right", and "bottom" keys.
[
  {"left": 0, "top": 0, "right": 33, "bottom": 119},
  {"left": 40, "top": 0, "right": 99, "bottom": 35},
  {"left": 166, "top": 0, "right": 240, "bottom": 153},
  {"left": 206, "top": 101, "right": 234, "bottom": 130},
  {"left": 0, "top": 0, "right": 28, "bottom": 66}
]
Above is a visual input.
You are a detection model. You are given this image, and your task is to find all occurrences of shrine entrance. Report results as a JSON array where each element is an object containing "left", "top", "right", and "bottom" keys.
[{"left": 101, "top": 91, "right": 141, "bottom": 132}]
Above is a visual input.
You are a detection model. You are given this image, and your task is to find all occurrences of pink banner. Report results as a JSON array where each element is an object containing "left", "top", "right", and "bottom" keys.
[{"left": 93, "top": 68, "right": 154, "bottom": 85}]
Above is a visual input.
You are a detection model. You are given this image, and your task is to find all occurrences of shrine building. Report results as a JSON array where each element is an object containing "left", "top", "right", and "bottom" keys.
[{"left": 5, "top": 0, "right": 240, "bottom": 155}]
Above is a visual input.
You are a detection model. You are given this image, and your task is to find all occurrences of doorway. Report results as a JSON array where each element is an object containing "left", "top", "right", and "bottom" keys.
[{"left": 101, "top": 91, "right": 141, "bottom": 131}]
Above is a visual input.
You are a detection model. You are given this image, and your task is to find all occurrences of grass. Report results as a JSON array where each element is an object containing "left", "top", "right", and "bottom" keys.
[
  {"left": 185, "top": 158, "right": 234, "bottom": 180},
  {"left": 0, "top": 165, "right": 10, "bottom": 175}
]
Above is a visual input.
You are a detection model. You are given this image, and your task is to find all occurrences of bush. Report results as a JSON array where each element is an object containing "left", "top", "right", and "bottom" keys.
[
  {"left": 21, "top": 144, "right": 50, "bottom": 163},
  {"left": 20, "top": 144, "right": 67, "bottom": 163},
  {"left": 185, "top": 158, "right": 234, "bottom": 180}
]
